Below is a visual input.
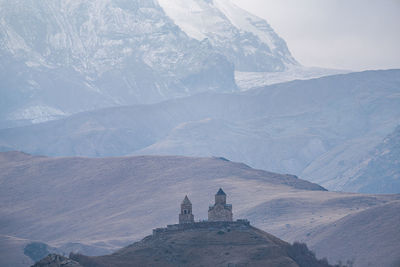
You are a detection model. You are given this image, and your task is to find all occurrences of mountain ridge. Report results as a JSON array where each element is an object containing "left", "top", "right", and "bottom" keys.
[
  {"left": 1, "top": 69, "right": 399, "bottom": 193},
  {"left": 0, "top": 0, "right": 300, "bottom": 128},
  {"left": 158, "top": 0, "right": 297, "bottom": 72}
]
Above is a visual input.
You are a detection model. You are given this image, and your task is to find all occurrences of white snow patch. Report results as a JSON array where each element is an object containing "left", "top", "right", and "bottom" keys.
[
  {"left": 157, "top": 0, "right": 211, "bottom": 40},
  {"left": 158, "top": 0, "right": 280, "bottom": 51},
  {"left": 235, "top": 66, "right": 352, "bottom": 90},
  {"left": 213, "top": 0, "right": 277, "bottom": 50},
  {"left": 9, "top": 105, "right": 69, "bottom": 124},
  {"left": 25, "top": 61, "right": 41, "bottom": 67},
  {"left": 27, "top": 79, "right": 40, "bottom": 90}
]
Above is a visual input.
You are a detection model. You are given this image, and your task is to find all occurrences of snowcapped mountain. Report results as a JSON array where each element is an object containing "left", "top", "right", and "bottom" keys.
[
  {"left": 0, "top": 0, "right": 300, "bottom": 128},
  {"left": 158, "top": 0, "right": 297, "bottom": 72}
]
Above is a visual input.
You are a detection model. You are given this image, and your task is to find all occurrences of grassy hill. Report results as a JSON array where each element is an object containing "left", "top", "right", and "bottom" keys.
[
  {"left": 69, "top": 222, "right": 335, "bottom": 267},
  {"left": 306, "top": 201, "right": 400, "bottom": 267}
]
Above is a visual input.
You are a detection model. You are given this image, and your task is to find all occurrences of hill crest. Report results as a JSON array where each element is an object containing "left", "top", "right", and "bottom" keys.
[{"left": 67, "top": 221, "right": 336, "bottom": 267}]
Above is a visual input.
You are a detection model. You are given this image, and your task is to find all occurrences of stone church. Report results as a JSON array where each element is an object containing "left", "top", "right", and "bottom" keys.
[
  {"left": 178, "top": 188, "right": 233, "bottom": 224},
  {"left": 208, "top": 188, "right": 233, "bottom": 222}
]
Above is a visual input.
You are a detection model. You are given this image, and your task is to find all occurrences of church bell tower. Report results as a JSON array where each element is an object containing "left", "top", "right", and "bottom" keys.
[{"left": 179, "top": 195, "right": 194, "bottom": 224}]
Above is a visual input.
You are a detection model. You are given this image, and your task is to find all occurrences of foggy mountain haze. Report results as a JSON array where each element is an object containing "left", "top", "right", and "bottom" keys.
[
  {"left": 0, "top": 0, "right": 399, "bottom": 267},
  {"left": 1, "top": 69, "right": 399, "bottom": 193}
]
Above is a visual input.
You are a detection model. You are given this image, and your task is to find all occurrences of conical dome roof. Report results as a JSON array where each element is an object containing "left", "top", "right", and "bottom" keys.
[
  {"left": 182, "top": 195, "right": 192, "bottom": 205},
  {"left": 216, "top": 188, "right": 226, "bottom": 195}
]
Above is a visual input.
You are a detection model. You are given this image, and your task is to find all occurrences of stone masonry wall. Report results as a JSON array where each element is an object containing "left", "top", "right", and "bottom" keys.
[{"left": 153, "top": 220, "right": 250, "bottom": 236}]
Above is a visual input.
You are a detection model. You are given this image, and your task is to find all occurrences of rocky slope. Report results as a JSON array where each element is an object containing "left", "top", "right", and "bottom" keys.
[
  {"left": 0, "top": 0, "right": 232, "bottom": 127},
  {"left": 1, "top": 70, "right": 399, "bottom": 193},
  {"left": 306, "top": 201, "right": 400, "bottom": 267},
  {"left": 158, "top": 0, "right": 297, "bottom": 72},
  {"left": 32, "top": 254, "right": 82, "bottom": 267},
  {"left": 1, "top": 152, "right": 399, "bottom": 267},
  {"left": 337, "top": 125, "right": 400, "bottom": 193},
  {"left": 0, "top": 0, "right": 303, "bottom": 128}
]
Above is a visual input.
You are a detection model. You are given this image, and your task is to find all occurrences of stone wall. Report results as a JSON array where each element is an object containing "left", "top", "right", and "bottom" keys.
[
  {"left": 179, "top": 213, "right": 194, "bottom": 224},
  {"left": 153, "top": 220, "right": 250, "bottom": 235},
  {"left": 215, "top": 194, "right": 226, "bottom": 205}
]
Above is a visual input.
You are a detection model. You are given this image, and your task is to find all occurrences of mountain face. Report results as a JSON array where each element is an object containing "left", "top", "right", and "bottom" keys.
[
  {"left": 0, "top": 0, "right": 298, "bottom": 128},
  {"left": 304, "top": 201, "right": 400, "bottom": 267},
  {"left": 0, "top": 0, "right": 232, "bottom": 127},
  {"left": 1, "top": 70, "right": 400, "bottom": 193},
  {"left": 337, "top": 125, "right": 400, "bottom": 194},
  {"left": 1, "top": 152, "right": 399, "bottom": 267},
  {"left": 158, "top": 0, "right": 297, "bottom": 72}
]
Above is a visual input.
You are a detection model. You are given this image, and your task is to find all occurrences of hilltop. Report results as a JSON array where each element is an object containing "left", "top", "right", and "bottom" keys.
[{"left": 66, "top": 221, "right": 334, "bottom": 267}]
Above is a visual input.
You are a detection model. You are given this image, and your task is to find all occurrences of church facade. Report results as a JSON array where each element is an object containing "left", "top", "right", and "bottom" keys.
[{"left": 208, "top": 188, "right": 233, "bottom": 222}]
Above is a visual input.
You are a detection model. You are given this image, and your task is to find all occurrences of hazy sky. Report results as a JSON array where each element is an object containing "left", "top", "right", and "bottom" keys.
[{"left": 233, "top": 0, "right": 400, "bottom": 71}]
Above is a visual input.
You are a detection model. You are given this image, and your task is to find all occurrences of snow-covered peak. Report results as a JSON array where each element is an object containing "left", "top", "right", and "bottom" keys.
[
  {"left": 214, "top": 0, "right": 277, "bottom": 50},
  {"left": 157, "top": 0, "right": 229, "bottom": 41},
  {"left": 158, "top": 0, "right": 297, "bottom": 71},
  {"left": 0, "top": 0, "right": 237, "bottom": 127}
]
